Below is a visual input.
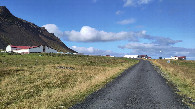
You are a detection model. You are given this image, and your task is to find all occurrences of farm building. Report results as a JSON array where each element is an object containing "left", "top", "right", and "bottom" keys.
[
  {"left": 44, "top": 46, "right": 57, "bottom": 53},
  {"left": 105, "top": 55, "right": 115, "bottom": 57},
  {"left": 138, "top": 55, "right": 148, "bottom": 59},
  {"left": 124, "top": 55, "right": 138, "bottom": 58},
  {"left": 164, "top": 56, "right": 186, "bottom": 60},
  {"left": 178, "top": 56, "right": 186, "bottom": 60},
  {"left": 6, "top": 45, "right": 57, "bottom": 54}
]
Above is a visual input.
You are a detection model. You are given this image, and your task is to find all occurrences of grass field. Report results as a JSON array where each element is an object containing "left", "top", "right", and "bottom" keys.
[
  {"left": 0, "top": 53, "right": 138, "bottom": 108},
  {"left": 151, "top": 59, "right": 195, "bottom": 108}
]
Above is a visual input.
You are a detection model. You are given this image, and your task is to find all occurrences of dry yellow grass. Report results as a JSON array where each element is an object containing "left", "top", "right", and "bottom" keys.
[
  {"left": 0, "top": 53, "right": 138, "bottom": 108},
  {"left": 150, "top": 59, "right": 195, "bottom": 108}
]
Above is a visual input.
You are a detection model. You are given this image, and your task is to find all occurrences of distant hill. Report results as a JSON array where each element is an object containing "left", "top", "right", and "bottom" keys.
[{"left": 0, "top": 6, "right": 76, "bottom": 53}]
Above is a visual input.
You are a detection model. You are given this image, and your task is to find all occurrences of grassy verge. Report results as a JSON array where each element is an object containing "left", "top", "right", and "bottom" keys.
[
  {"left": 0, "top": 53, "right": 138, "bottom": 108},
  {"left": 150, "top": 59, "right": 195, "bottom": 108}
]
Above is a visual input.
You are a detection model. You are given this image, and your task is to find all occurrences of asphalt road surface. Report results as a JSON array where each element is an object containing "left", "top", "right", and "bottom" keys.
[{"left": 70, "top": 60, "right": 188, "bottom": 109}]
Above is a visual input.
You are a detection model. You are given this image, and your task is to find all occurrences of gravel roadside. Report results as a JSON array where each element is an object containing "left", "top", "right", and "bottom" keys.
[{"left": 70, "top": 60, "right": 188, "bottom": 109}]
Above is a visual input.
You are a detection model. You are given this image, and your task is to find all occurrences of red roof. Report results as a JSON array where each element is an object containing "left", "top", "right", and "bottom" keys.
[
  {"left": 178, "top": 56, "right": 186, "bottom": 58},
  {"left": 11, "top": 45, "right": 38, "bottom": 49}
]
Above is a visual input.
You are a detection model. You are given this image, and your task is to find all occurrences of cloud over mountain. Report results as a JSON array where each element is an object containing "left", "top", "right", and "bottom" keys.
[{"left": 42, "top": 24, "right": 63, "bottom": 38}]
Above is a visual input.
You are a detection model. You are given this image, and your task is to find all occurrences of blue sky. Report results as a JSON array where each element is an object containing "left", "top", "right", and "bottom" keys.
[{"left": 1, "top": 0, "right": 195, "bottom": 59}]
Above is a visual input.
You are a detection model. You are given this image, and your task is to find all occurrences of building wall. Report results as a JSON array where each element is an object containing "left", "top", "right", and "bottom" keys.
[
  {"left": 6, "top": 45, "right": 11, "bottom": 52},
  {"left": 165, "top": 57, "right": 179, "bottom": 60},
  {"left": 171, "top": 57, "right": 178, "bottom": 60},
  {"left": 124, "top": 55, "right": 138, "bottom": 58},
  {"left": 45, "top": 46, "right": 57, "bottom": 53},
  {"left": 6, "top": 45, "right": 17, "bottom": 52},
  {"left": 164, "top": 58, "right": 172, "bottom": 60},
  {"left": 29, "top": 46, "right": 43, "bottom": 53},
  {"left": 13, "top": 49, "right": 29, "bottom": 54},
  {"left": 178, "top": 57, "right": 186, "bottom": 60}
]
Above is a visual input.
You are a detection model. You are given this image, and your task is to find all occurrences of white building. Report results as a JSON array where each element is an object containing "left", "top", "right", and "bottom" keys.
[
  {"left": 6, "top": 45, "right": 21, "bottom": 52},
  {"left": 6, "top": 45, "right": 57, "bottom": 54},
  {"left": 164, "top": 56, "right": 186, "bottom": 60},
  {"left": 45, "top": 46, "right": 57, "bottom": 53},
  {"left": 124, "top": 55, "right": 138, "bottom": 58},
  {"left": 164, "top": 56, "right": 178, "bottom": 60},
  {"left": 29, "top": 45, "right": 43, "bottom": 53}
]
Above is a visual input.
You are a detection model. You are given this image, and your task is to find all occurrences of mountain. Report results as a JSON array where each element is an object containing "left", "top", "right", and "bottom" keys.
[{"left": 0, "top": 6, "right": 76, "bottom": 53}]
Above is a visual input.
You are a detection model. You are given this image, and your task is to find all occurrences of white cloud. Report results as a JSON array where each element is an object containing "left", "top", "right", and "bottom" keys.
[
  {"left": 72, "top": 46, "right": 95, "bottom": 53},
  {"left": 123, "top": 0, "right": 153, "bottom": 7},
  {"left": 71, "top": 46, "right": 122, "bottom": 56},
  {"left": 64, "top": 26, "right": 145, "bottom": 42},
  {"left": 140, "top": 34, "right": 182, "bottom": 46},
  {"left": 123, "top": 0, "right": 134, "bottom": 7},
  {"left": 116, "top": 10, "right": 123, "bottom": 15},
  {"left": 42, "top": 24, "right": 147, "bottom": 42},
  {"left": 138, "top": 0, "right": 152, "bottom": 4},
  {"left": 117, "top": 18, "right": 136, "bottom": 25},
  {"left": 42, "top": 24, "right": 63, "bottom": 37},
  {"left": 151, "top": 37, "right": 182, "bottom": 46},
  {"left": 42, "top": 24, "right": 182, "bottom": 46}
]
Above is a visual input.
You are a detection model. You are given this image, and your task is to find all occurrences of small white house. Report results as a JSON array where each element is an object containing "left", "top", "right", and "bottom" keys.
[
  {"left": 124, "top": 55, "right": 138, "bottom": 58},
  {"left": 6, "top": 45, "right": 20, "bottom": 52},
  {"left": 6, "top": 45, "right": 57, "bottom": 54}
]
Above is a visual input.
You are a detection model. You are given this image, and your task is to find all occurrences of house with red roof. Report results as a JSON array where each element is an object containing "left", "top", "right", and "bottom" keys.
[
  {"left": 164, "top": 56, "right": 186, "bottom": 60},
  {"left": 178, "top": 56, "right": 186, "bottom": 60},
  {"left": 138, "top": 55, "right": 148, "bottom": 59},
  {"left": 6, "top": 45, "right": 57, "bottom": 54}
]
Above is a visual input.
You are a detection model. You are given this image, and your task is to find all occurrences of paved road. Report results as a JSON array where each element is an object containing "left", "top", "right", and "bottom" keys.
[{"left": 70, "top": 60, "right": 188, "bottom": 109}]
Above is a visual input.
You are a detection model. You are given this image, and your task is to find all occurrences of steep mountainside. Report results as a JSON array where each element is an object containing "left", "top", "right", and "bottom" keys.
[{"left": 0, "top": 6, "right": 76, "bottom": 53}]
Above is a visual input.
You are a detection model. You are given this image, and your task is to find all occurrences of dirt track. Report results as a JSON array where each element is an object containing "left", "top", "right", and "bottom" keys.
[{"left": 70, "top": 60, "right": 188, "bottom": 109}]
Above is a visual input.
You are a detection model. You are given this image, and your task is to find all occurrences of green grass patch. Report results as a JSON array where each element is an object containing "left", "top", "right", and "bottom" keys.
[
  {"left": 0, "top": 53, "right": 138, "bottom": 108},
  {"left": 151, "top": 59, "right": 195, "bottom": 108}
]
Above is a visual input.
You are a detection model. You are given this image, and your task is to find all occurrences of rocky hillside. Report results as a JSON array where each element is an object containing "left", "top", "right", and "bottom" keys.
[{"left": 0, "top": 6, "right": 76, "bottom": 53}]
